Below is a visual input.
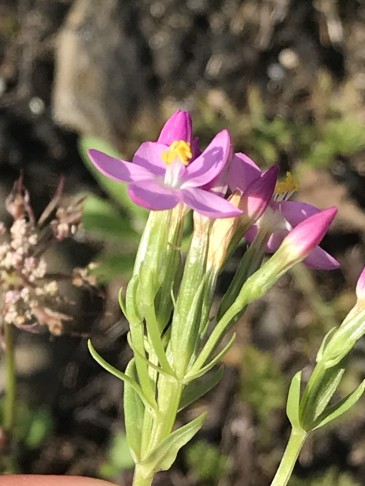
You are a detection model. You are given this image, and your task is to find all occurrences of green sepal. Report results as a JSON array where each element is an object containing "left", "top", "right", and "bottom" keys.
[
  {"left": 138, "top": 412, "right": 207, "bottom": 478},
  {"left": 118, "top": 287, "right": 127, "bottom": 318},
  {"left": 126, "top": 275, "right": 142, "bottom": 323},
  {"left": 124, "top": 360, "right": 145, "bottom": 463},
  {"left": 87, "top": 340, "right": 156, "bottom": 411},
  {"left": 179, "top": 366, "right": 224, "bottom": 411},
  {"left": 286, "top": 371, "right": 303, "bottom": 431},
  {"left": 312, "top": 379, "right": 365, "bottom": 431},
  {"left": 316, "top": 327, "right": 337, "bottom": 363},
  {"left": 143, "top": 302, "right": 175, "bottom": 376},
  {"left": 172, "top": 278, "right": 207, "bottom": 377},
  {"left": 185, "top": 333, "right": 236, "bottom": 383}
]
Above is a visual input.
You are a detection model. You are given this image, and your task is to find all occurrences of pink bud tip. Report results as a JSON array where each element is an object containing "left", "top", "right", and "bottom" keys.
[
  {"left": 283, "top": 207, "right": 337, "bottom": 259},
  {"left": 157, "top": 110, "right": 193, "bottom": 145},
  {"left": 356, "top": 267, "right": 365, "bottom": 302}
]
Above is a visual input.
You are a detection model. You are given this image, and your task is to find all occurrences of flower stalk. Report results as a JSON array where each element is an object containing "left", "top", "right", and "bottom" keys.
[
  {"left": 270, "top": 429, "right": 307, "bottom": 486},
  {"left": 3, "top": 323, "right": 16, "bottom": 436}
]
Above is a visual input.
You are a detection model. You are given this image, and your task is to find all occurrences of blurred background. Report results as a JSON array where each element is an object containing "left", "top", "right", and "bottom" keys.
[{"left": 0, "top": 0, "right": 365, "bottom": 484}]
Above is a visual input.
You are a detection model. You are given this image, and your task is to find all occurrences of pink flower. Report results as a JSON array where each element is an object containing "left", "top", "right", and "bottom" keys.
[
  {"left": 356, "top": 267, "right": 365, "bottom": 303},
  {"left": 88, "top": 111, "right": 241, "bottom": 219},
  {"left": 229, "top": 153, "right": 339, "bottom": 270}
]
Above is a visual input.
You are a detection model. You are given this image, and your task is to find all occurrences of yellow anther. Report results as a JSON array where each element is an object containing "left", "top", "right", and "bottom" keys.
[
  {"left": 162, "top": 140, "right": 192, "bottom": 166},
  {"left": 275, "top": 171, "right": 299, "bottom": 198}
]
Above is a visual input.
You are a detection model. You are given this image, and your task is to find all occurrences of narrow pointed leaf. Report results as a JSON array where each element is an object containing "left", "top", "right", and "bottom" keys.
[
  {"left": 139, "top": 412, "right": 206, "bottom": 477},
  {"left": 127, "top": 333, "right": 174, "bottom": 379},
  {"left": 118, "top": 287, "right": 127, "bottom": 317},
  {"left": 316, "top": 327, "right": 337, "bottom": 363},
  {"left": 144, "top": 303, "right": 175, "bottom": 375},
  {"left": 312, "top": 380, "right": 365, "bottom": 430},
  {"left": 88, "top": 340, "right": 156, "bottom": 411},
  {"left": 286, "top": 371, "right": 303, "bottom": 431},
  {"left": 179, "top": 366, "right": 224, "bottom": 411},
  {"left": 184, "top": 333, "right": 236, "bottom": 382},
  {"left": 124, "top": 360, "right": 144, "bottom": 463}
]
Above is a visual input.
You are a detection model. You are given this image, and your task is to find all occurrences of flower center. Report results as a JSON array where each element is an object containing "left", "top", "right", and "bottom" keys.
[
  {"left": 162, "top": 140, "right": 192, "bottom": 166},
  {"left": 274, "top": 171, "right": 299, "bottom": 202}
]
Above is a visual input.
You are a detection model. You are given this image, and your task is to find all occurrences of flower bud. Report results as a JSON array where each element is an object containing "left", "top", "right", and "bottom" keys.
[
  {"left": 157, "top": 110, "right": 193, "bottom": 145},
  {"left": 279, "top": 207, "right": 337, "bottom": 266}
]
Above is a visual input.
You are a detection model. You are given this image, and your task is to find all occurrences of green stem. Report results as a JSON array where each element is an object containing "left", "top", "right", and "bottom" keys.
[
  {"left": 132, "top": 464, "right": 153, "bottom": 486},
  {"left": 3, "top": 324, "right": 16, "bottom": 434},
  {"left": 270, "top": 429, "right": 307, "bottom": 486}
]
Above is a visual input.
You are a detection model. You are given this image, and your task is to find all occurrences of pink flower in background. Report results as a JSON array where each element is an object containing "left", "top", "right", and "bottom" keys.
[
  {"left": 229, "top": 153, "right": 339, "bottom": 270},
  {"left": 88, "top": 111, "right": 241, "bottom": 219},
  {"left": 356, "top": 267, "right": 365, "bottom": 304}
]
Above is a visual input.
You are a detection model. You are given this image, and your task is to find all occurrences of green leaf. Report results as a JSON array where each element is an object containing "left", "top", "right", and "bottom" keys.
[
  {"left": 286, "top": 371, "right": 303, "bottom": 431},
  {"left": 119, "top": 287, "right": 127, "bottom": 317},
  {"left": 83, "top": 194, "right": 138, "bottom": 241},
  {"left": 99, "top": 431, "right": 134, "bottom": 477},
  {"left": 184, "top": 333, "right": 236, "bottom": 383},
  {"left": 88, "top": 340, "right": 156, "bottom": 411},
  {"left": 179, "top": 366, "right": 224, "bottom": 411},
  {"left": 94, "top": 253, "right": 135, "bottom": 281},
  {"left": 139, "top": 412, "right": 206, "bottom": 477},
  {"left": 124, "top": 360, "right": 145, "bottom": 463},
  {"left": 312, "top": 380, "right": 365, "bottom": 430}
]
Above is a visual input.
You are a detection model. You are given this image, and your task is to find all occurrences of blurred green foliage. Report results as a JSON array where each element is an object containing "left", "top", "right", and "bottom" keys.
[
  {"left": 0, "top": 399, "right": 53, "bottom": 449},
  {"left": 291, "top": 467, "right": 360, "bottom": 486},
  {"left": 185, "top": 439, "right": 231, "bottom": 483},
  {"left": 99, "top": 431, "right": 134, "bottom": 479},
  {"left": 241, "top": 345, "right": 286, "bottom": 424},
  {"left": 194, "top": 74, "right": 365, "bottom": 170}
]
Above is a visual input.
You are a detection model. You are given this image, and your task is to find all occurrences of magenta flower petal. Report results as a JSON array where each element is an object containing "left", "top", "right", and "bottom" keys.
[
  {"left": 282, "top": 207, "right": 337, "bottom": 261},
  {"left": 181, "top": 130, "right": 231, "bottom": 188},
  {"left": 181, "top": 187, "right": 242, "bottom": 219},
  {"left": 356, "top": 267, "right": 365, "bottom": 302},
  {"left": 244, "top": 165, "right": 279, "bottom": 219},
  {"left": 88, "top": 149, "right": 153, "bottom": 183},
  {"left": 228, "top": 153, "right": 262, "bottom": 192},
  {"left": 278, "top": 200, "right": 321, "bottom": 226},
  {"left": 132, "top": 142, "right": 167, "bottom": 176},
  {"left": 266, "top": 230, "right": 288, "bottom": 251},
  {"left": 128, "top": 181, "right": 180, "bottom": 210},
  {"left": 303, "top": 246, "right": 340, "bottom": 270},
  {"left": 157, "top": 110, "right": 193, "bottom": 145}
]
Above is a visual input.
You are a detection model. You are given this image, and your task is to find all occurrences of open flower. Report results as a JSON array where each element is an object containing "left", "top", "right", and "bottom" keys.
[
  {"left": 229, "top": 153, "right": 339, "bottom": 270},
  {"left": 88, "top": 111, "right": 241, "bottom": 219}
]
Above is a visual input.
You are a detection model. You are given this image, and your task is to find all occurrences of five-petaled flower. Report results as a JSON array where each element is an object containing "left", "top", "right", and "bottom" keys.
[
  {"left": 88, "top": 111, "right": 242, "bottom": 219},
  {"left": 229, "top": 153, "right": 339, "bottom": 269}
]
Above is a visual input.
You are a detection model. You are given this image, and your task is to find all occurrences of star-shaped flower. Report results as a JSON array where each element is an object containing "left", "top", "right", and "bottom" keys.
[{"left": 88, "top": 111, "right": 241, "bottom": 219}]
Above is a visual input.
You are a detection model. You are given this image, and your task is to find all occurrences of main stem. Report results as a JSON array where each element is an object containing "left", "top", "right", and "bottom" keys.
[
  {"left": 3, "top": 323, "right": 16, "bottom": 434},
  {"left": 132, "top": 380, "right": 183, "bottom": 486},
  {"left": 132, "top": 465, "right": 153, "bottom": 486},
  {"left": 270, "top": 428, "right": 307, "bottom": 486}
]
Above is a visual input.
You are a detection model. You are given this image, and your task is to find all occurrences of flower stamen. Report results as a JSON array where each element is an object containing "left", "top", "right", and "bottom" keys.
[
  {"left": 274, "top": 171, "right": 299, "bottom": 201},
  {"left": 162, "top": 140, "right": 192, "bottom": 166}
]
